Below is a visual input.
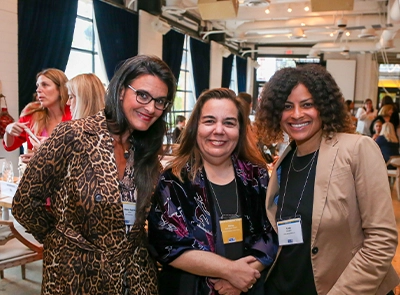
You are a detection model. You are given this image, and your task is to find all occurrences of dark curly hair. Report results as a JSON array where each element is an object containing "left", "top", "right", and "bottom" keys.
[{"left": 254, "top": 64, "right": 354, "bottom": 145}]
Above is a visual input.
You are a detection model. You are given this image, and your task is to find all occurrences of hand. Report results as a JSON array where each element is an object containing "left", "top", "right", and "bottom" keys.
[
  {"left": 19, "top": 153, "right": 34, "bottom": 164},
  {"left": 224, "top": 256, "right": 260, "bottom": 292},
  {"left": 267, "top": 155, "right": 279, "bottom": 172},
  {"left": 210, "top": 278, "right": 241, "bottom": 295},
  {"left": 5, "top": 122, "right": 28, "bottom": 137},
  {"left": 31, "top": 135, "right": 47, "bottom": 151}
]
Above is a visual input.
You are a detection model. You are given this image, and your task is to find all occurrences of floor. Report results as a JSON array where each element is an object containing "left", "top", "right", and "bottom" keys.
[{"left": 2, "top": 191, "right": 400, "bottom": 294}]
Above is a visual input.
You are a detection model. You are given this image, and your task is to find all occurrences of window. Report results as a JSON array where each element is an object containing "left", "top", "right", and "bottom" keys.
[
  {"left": 229, "top": 56, "right": 238, "bottom": 94},
  {"left": 165, "top": 35, "right": 196, "bottom": 143},
  {"left": 65, "top": 0, "right": 108, "bottom": 84},
  {"left": 378, "top": 64, "right": 400, "bottom": 106},
  {"left": 254, "top": 56, "right": 320, "bottom": 99}
]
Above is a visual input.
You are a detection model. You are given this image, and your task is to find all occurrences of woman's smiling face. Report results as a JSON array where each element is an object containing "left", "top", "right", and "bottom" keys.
[
  {"left": 196, "top": 98, "right": 239, "bottom": 167},
  {"left": 281, "top": 83, "right": 322, "bottom": 149}
]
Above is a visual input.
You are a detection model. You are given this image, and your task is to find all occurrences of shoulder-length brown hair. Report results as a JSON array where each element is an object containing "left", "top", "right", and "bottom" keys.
[
  {"left": 22, "top": 68, "right": 69, "bottom": 135},
  {"left": 255, "top": 64, "right": 354, "bottom": 146},
  {"left": 170, "top": 88, "right": 266, "bottom": 182}
]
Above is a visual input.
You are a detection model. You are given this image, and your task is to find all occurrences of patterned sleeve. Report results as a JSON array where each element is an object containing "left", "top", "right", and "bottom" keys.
[
  {"left": 11, "top": 122, "right": 75, "bottom": 243},
  {"left": 148, "top": 170, "right": 213, "bottom": 265}
]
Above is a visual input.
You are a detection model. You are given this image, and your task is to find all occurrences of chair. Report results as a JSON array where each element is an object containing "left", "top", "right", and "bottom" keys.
[
  {"left": 387, "top": 156, "right": 400, "bottom": 201},
  {"left": 0, "top": 220, "right": 43, "bottom": 279}
]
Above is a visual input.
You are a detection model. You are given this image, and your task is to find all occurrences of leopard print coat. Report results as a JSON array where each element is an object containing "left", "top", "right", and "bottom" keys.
[{"left": 12, "top": 111, "right": 158, "bottom": 295}]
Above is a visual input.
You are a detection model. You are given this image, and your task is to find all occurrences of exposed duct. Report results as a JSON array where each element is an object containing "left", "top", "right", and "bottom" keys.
[
  {"left": 312, "top": 41, "right": 380, "bottom": 52},
  {"left": 236, "top": 14, "right": 387, "bottom": 34}
]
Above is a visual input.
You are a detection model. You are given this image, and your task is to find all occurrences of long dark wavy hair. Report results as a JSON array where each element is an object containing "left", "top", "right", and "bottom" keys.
[
  {"left": 254, "top": 64, "right": 354, "bottom": 146},
  {"left": 104, "top": 55, "right": 176, "bottom": 222},
  {"left": 170, "top": 88, "right": 266, "bottom": 182}
]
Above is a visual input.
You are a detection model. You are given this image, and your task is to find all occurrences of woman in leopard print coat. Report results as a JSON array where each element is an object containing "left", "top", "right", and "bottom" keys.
[{"left": 12, "top": 55, "right": 176, "bottom": 295}]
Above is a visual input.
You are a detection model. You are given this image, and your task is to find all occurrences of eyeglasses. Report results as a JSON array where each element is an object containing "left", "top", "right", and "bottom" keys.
[{"left": 127, "top": 85, "right": 170, "bottom": 110}]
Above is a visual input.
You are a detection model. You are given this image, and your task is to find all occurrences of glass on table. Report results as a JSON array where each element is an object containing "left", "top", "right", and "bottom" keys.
[{"left": 2, "top": 160, "right": 14, "bottom": 183}]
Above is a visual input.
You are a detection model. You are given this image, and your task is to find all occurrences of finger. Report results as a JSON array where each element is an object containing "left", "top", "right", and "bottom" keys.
[
  {"left": 36, "top": 136, "right": 48, "bottom": 141},
  {"left": 241, "top": 256, "right": 257, "bottom": 264}
]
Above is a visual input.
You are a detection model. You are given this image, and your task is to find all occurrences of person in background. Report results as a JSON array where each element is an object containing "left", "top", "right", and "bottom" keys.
[
  {"left": 345, "top": 99, "right": 355, "bottom": 115},
  {"left": 371, "top": 117, "right": 385, "bottom": 141},
  {"left": 238, "top": 92, "right": 253, "bottom": 119},
  {"left": 380, "top": 95, "right": 399, "bottom": 131},
  {"left": 3, "top": 68, "right": 71, "bottom": 162},
  {"left": 376, "top": 122, "right": 399, "bottom": 168},
  {"left": 12, "top": 55, "right": 176, "bottom": 295},
  {"left": 255, "top": 64, "right": 399, "bottom": 295},
  {"left": 238, "top": 91, "right": 277, "bottom": 167},
  {"left": 172, "top": 115, "right": 186, "bottom": 143},
  {"left": 355, "top": 98, "right": 377, "bottom": 136},
  {"left": 345, "top": 99, "right": 357, "bottom": 127},
  {"left": 379, "top": 104, "right": 395, "bottom": 123},
  {"left": 148, "top": 88, "right": 278, "bottom": 295},
  {"left": 66, "top": 73, "right": 105, "bottom": 120}
]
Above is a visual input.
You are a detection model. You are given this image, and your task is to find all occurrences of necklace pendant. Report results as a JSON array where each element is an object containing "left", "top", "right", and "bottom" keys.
[{"left": 124, "top": 150, "right": 130, "bottom": 159}]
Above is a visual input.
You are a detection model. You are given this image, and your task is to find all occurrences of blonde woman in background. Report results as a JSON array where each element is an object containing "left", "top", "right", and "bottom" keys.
[
  {"left": 379, "top": 104, "right": 395, "bottom": 123},
  {"left": 375, "top": 122, "right": 399, "bottom": 168},
  {"left": 66, "top": 73, "right": 105, "bottom": 120},
  {"left": 3, "top": 68, "right": 71, "bottom": 163}
]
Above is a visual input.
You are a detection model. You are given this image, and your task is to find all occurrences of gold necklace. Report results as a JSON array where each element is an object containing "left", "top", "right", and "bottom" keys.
[{"left": 291, "top": 147, "right": 318, "bottom": 173}]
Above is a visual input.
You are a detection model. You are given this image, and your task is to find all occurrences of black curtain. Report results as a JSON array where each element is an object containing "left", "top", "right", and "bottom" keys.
[
  {"left": 18, "top": 0, "right": 78, "bottom": 113},
  {"left": 236, "top": 56, "right": 248, "bottom": 93},
  {"left": 190, "top": 38, "right": 210, "bottom": 98},
  {"left": 93, "top": 0, "right": 139, "bottom": 81},
  {"left": 162, "top": 30, "right": 185, "bottom": 83},
  {"left": 221, "top": 54, "right": 234, "bottom": 88}
]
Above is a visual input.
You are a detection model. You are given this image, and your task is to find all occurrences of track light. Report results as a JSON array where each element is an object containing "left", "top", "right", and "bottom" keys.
[{"left": 287, "top": 7, "right": 292, "bottom": 12}]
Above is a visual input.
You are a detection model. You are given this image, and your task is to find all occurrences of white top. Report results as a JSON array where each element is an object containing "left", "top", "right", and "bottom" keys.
[{"left": 355, "top": 107, "right": 377, "bottom": 136}]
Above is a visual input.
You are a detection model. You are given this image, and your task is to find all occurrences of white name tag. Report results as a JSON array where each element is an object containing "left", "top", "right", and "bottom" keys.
[
  {"left": 277, "top": 217, "right": 303, "bottom": 246},
  {"left": 122, "top": 202, "right": 136, "bottom": 225}
]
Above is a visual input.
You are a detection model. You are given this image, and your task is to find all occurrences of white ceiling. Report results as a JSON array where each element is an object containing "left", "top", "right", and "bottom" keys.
[{"left": 159, "top": 0, "right": 400, "bottom": 58}]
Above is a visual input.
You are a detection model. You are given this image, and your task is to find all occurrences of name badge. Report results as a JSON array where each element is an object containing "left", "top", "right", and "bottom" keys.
[
  {"left": 122, "top": 201, "right": 136, "bottom": 225},
  {"left": 220, "top": 218, "right": 243, "bottom": 244},
  {"left": 277, "top": 217, "right": 303, "bottom": 246}
]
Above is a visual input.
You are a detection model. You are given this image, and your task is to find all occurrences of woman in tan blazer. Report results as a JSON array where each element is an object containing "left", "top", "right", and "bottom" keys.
[{"left": 254, "top": 64, "right": 399, "bottom": 295}]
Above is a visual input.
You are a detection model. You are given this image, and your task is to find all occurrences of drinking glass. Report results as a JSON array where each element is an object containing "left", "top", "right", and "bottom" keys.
[{"left": 2, "top": 160, "right": 14, "bottom": 183}]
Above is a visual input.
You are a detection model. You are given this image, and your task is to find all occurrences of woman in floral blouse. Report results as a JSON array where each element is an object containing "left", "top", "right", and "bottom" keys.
[{"left": 148, "top": 88, "right": 278, "bottom": 295}]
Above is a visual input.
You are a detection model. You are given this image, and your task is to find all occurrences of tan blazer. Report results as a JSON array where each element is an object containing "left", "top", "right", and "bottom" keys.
[{"left": 266, "top": 133, "right": 399, "bottom": 295}]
